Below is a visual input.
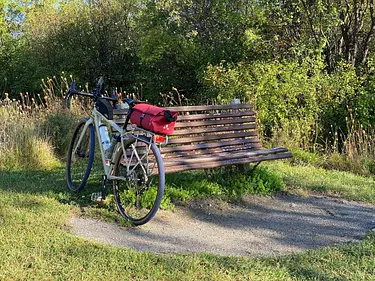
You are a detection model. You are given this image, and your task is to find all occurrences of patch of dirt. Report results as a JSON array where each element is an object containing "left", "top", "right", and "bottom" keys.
[{"left": 69, "top": 193, "right": 375, "bottom": 257}]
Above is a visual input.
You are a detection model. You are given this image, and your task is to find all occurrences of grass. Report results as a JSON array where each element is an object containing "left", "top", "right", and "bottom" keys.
[
  {"left": 265, "top": 161, "right": 375, "bottom": 203},
  {"left": 1, "top": 88, "right": 375, "bottom": 279},
  {"left": 1, "top": 162, "right": 375, "bottom": 280}
]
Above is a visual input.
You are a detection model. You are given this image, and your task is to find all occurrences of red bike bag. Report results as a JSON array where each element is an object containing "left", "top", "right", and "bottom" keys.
[{"left": 130, "top": 104, "right": 178, "bottom": 135}]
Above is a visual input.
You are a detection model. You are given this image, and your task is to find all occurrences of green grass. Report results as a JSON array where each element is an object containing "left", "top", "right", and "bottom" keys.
[
  {"left": 265, "top": 161, "right": 375, "bottom": 203},
  {"left": 1, "top": 163, "right": 375, "bottom": 280},
  {"left": 163, "top": 165, "right": 285, "bottom": 205}
]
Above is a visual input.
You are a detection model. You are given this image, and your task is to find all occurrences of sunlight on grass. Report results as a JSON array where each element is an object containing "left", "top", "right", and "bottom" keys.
[
  {"left": 0, "top": 167, "right": 375, "bottom": 280},
  {"left": 265, "top": 161, "right": 375, "bottom": 203}
]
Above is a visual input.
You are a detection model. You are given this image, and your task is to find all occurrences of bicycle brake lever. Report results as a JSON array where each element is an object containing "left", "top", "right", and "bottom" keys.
[
  {"left": 66, "top": 93, "right": 71, "bottom": 109},
  {"left": 65, "top": 81, "right": 77, "bottom": 109}
]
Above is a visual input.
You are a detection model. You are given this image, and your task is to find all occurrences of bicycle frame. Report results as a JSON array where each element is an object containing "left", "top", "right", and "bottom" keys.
[{"left": 72, "top": 106, "right": 160, "bottom": 182}]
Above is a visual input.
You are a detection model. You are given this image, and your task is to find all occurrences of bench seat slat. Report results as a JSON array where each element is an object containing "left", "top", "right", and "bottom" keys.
[
  {"left": 163, "top": 147, "right": 289, "bottom": 166},
  {"left": 113, "top": 111, "right": 255, "bottom": 124},
  {"left": 112, "top": 104, "right": 254, "bottom": 116},
  {"left": 164, "top": 152, "right": 292, "bottom": 174},
  {"left": 113, "top": 117, "right": 257, "bottom": 128}
]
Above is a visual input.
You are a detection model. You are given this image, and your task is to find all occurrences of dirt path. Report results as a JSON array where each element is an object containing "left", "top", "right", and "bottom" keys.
[{"left": 69, "top": 193, "right": 375, "bottom": 257}]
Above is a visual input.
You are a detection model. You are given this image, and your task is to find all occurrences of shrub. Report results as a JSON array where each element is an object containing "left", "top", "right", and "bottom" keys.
[
  {"left": 43, "top": 109, "right": 77, "bottom": 157},
  {"left": 214, "top": 166, "right": 285, "bottom": 198}
]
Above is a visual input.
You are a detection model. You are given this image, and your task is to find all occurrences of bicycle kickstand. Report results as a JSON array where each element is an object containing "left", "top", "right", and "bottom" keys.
[{"left": 91, "top": 175, "right": 107, "bottom": 202}]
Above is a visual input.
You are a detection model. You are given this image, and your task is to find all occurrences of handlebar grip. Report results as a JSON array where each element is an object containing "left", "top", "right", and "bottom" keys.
[
  {"left": 66, "top": 93, "right": 72, "bottom": 109},
  {"left": 65, "top": 81, "right": 77, "bottom": 109},
  {"left": 123, "top": 98, "right": 144, "bottom": 107}
]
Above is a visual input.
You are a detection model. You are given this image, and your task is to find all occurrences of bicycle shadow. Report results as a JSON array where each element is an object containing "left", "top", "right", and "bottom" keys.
[{"left": 0, "top": 166, "right": 105, "bottom": 207}]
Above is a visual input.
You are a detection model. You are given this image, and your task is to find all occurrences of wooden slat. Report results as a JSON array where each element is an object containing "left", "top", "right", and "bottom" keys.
[
  {"left": 176, "top": 110, "right": 255, "bottom": 121},
  {"left": 164, "top": 152, "right": 293, "bottom": 174},
  {"left": 163, "top": 147, "right": 289, "bottom": 166},
  {"left": 172, "top": 124, "right": 256, "bottom": 136},
  {"left": 161, "top": 138, "right": 262, "bottom": 153},
  {"left": 114, "top": 116, "right": 257, "bottom": 128},
  {"left": 168, "top": 131, "right": 258, "bottom": 145},
  {"left": 164, "top": 104, "right": 253, "bottom": 112},
  {"left": 113, "top": 108, "right": 129, "bottom": 115},
  {"left": 113, "top": 104, "right": 254, "bottom": 116},
  {"left": 163, "top": 144, "right": 264, "bottom": 159},
  {"left": 174, "top": 117, "right": 256, "bottom": 128}
]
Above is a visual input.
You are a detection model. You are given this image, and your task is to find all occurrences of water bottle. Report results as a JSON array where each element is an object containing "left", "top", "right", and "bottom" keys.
[
  {"left": 105, "top": 134, "right": 119, "bottom": 160},
  {"left": 99, "top": 124, "right": 111, "bottom": 151}
]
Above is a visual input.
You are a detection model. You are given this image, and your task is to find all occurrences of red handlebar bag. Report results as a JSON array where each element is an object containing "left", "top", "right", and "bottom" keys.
[{"left": 130, "top": 104, "right": 178, "bottom": 135}]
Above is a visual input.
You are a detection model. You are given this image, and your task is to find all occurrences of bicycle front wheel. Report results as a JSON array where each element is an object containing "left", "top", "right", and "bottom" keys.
[
  {"left": 112, "top": 135, "right": 165, "bottom": 225},
  {"left": 66, "top": 118, "right": 95, "bottom": 191}
]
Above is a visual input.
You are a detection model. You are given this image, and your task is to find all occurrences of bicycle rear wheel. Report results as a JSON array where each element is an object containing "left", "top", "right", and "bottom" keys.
[
  {"left": 112, "top": 135, "right": 165, "bottom": 225},
  {"left": 66, "top": 118, "right": 95, "bottom": 191}
]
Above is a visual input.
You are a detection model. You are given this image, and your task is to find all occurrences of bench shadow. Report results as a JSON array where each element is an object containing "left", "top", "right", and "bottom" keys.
[
  {"left": 179, "top": 193, "right": 375, "bottom": 252},
  {"left": 2, "top": 167, "right": 375, "bottom": 257}
]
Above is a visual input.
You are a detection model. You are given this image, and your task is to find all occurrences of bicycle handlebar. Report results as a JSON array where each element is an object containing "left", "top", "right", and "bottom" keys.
[
  {"left": 122, "top": 97, "right": 145, "bottom": 107},
  {"left": 65, "top": 78, "right": 117, "bottom": 109}
]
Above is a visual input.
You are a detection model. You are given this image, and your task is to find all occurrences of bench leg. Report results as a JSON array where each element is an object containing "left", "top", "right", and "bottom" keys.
[{"left": 249, "top": 161, "right": 262, "bottom": 174}]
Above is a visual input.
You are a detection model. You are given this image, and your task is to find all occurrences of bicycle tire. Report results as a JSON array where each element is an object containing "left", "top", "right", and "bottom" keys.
[
  {"left": 66, "top": 118, "right": 95, "bottom": 191},
  {"left": 112, "top": 135, "right": 165, "bottom": 225}
]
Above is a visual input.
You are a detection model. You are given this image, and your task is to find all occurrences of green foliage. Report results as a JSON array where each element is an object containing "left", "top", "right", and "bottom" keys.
[
  {"left": 164, "top": 166, "right": 284, "bottom": 204},
  {"left": 3, "top": 0, "right": 375, "bottom": 172},
  {"left": 289, "top": 148, "right": 324, "bottom": 167},
  {"left": 215, "top": 166, "right": 285, "bottom": 198},
  {"left": 42, "top": 109, "right": 76, "bottom": 157},
  {"left": 202, "top": 56, "right": 375, "bottom": 153},
  {"left": 203, "top": 58, "right": 323, "bottom": 146}
]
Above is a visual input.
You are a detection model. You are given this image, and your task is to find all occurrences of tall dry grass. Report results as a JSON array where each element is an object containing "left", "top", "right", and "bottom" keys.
[
  {"left": 332, "top": 110, "right": 375, "bottom": 176},
  {"left": 0, "top": 101, "right": 59, "bottom": 170},
  {"left": 0, "top": 75, "right": 77, "bottom": 170}
]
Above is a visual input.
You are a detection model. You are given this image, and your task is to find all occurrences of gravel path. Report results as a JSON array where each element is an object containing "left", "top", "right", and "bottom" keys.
[{"left": 69, "top": 193, "right": 375, "bottom": 257}]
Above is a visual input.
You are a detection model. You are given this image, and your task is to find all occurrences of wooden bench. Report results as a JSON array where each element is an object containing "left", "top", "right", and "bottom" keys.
[{"left": 113, "top": 103, "right": 292, "bottom": 174}]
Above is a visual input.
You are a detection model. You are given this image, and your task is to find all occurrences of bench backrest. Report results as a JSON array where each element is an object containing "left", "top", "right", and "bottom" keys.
[
  {"left": 113, "top": 104, "right": 260, "bottom": 147},
  {"left": 162, "top": 103, "right": 261, "bottom": 152},
  {"left": 114, "top": 103, "right": 260, "bottom": 154}
]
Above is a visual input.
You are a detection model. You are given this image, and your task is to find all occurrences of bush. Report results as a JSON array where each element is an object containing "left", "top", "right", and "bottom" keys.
[
  {"left": 202, "top": 58, "right": 367, "bottom": 152},
  {"left": 214, "top": 166, "right": 285, "bottom": 198},
  {"left": 43, "top": 109, "right": 77, "bottom": 157}
]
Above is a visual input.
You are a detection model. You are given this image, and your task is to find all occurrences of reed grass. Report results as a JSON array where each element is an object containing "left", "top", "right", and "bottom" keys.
[
  {"left": 0, "top": 75, "right": 77, "bottom": 170},
  {"left": 0, "top": 104, "right": 59, "bottom": 170}
]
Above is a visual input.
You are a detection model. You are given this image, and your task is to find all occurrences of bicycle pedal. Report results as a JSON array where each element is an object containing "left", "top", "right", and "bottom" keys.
[{"left": 91, "top": 192, "right": 105, "bottom": 202}]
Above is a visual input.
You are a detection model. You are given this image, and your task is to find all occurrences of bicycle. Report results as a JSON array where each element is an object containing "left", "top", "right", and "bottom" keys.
[{"left": 65, "top": 77, "right": 167, "bottom": 225}]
